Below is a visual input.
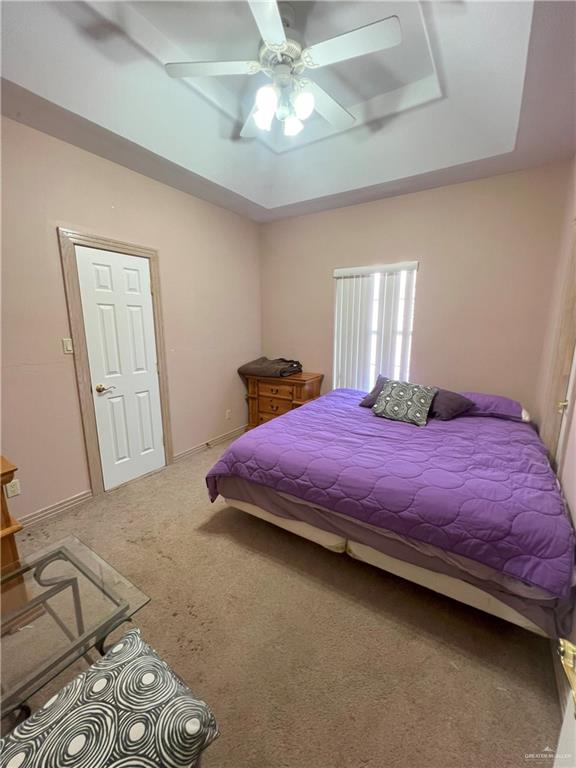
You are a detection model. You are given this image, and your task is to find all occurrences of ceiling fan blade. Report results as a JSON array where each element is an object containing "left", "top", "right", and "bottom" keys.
[
  {"left": 165, "top": 60, "right": 261, "bottom": 78},
  {"left": 302, "top": 16, "right": 402, "bottom": 69},
  {"left": 307, "top": 82, "right": 356, "bottom": 130},
  {"left": 247, "top": 0, "right": 287, "bottom": 48}
]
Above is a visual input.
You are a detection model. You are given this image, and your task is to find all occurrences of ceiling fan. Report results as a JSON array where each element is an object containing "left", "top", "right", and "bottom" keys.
[{"left": 165, "top": 1, "right": 402, "bottom": 138}]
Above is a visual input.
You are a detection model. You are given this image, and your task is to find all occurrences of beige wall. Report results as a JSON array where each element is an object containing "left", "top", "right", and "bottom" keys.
[
  {"left": 1, "top": 117, "right": 261, "bottom": 520},
  {"left": 261, "top": 163, "right": 573, "bottom": 424}
]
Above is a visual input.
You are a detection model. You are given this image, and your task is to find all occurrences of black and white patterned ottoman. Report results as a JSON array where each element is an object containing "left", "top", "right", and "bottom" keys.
[{"left": 0, "top": 628, "right": 219, "bottom": 768}]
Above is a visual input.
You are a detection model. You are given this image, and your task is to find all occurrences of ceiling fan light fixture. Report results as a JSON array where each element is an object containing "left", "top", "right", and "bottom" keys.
[
  {"left": 253, "top": 108, "right": 274, "bottom": 131},
  {"left": 284, "top": 115, "right": 304, "bottom": 137},
  {"left": 293, "top": 89, "right": 315, "bottom": 121}
]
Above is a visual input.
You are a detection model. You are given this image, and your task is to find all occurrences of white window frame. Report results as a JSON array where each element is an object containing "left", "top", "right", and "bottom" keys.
[{"left": 333, "top": 261, "right": 418, "bottom": 391}]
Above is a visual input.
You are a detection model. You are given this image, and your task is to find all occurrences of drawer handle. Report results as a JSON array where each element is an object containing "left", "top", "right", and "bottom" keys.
[
  {"left": 271, "top": 387, "right": 279, "bottom": 394},
  {"left": 270, "top": 405, "right": 278, "bottom": 412}
]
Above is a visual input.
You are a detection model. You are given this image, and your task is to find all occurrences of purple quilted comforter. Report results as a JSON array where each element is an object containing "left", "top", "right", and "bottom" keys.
[{"left": 207, "top": 389, "right": 575, "bottom": 598}]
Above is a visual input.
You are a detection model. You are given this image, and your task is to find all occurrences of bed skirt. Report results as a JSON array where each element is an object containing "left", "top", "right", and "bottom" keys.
[{"left": 216, "top": 476, "right": 575, "bottom": 639}]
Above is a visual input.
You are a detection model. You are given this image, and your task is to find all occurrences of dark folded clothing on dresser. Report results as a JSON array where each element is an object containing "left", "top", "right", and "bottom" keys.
[{"left": 238, "top": 357, "right": 303, "bottom": 380}]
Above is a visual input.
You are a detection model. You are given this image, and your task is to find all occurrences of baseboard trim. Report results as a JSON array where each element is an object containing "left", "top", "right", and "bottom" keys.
[
  {"left": 21, "top": 490, "right": 93, "bottom": 528},
  {"left": 20, "top": 426, "right": 244, "bottom": 527},
  {"left": 173, "top": 425, "right": 246, "bottom": 462}
]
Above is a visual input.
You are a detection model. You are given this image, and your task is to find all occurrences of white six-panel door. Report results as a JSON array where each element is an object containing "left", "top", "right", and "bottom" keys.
[{"left": 76, "top": 246, "right": 166, "bottom": 490}]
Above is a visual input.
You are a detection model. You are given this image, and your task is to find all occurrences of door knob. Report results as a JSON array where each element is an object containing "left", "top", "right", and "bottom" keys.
[
  {"left": 557, "top": 400, "right": 569, "bottom": 414},
  {"left": 95, "top": 384, "right": 116, "bottom": 394}
]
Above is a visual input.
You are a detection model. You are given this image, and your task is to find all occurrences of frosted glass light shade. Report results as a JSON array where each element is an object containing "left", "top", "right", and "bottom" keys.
[
  {"left": 293, "top": 90, "right": 315, "bottom": 120},
  {"left": 256, "top": 85, "right": 278, "bottom": 112},
  {"left": 284, "top": 116, "right": 303, "bottom": 136}
]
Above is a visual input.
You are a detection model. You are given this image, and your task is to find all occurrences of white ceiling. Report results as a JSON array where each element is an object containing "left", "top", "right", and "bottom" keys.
[{"left": 2, "top": 1, "right": 575, "bottom": 221}]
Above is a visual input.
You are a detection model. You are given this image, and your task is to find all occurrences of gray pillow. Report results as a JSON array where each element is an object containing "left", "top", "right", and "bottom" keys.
[
  {"left": 373, "top": 380, "right": 438, "bottom": 427},
  {"left": 0, "top": 628, "right": 219, "bottom": 768},
  {"left": 359, "top": 375, "right": 389, "bottom": 407}
]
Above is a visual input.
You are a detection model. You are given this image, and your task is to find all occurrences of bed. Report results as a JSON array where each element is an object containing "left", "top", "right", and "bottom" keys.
[{"left": 206, "top": 388, "right": 576, "bottom": 639}]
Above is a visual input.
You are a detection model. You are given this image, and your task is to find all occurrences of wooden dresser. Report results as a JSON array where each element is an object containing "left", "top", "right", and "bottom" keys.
[
  {"left": 1, "top": 456, "right": 30, "bottom": 633},
  {"left": 1, "top": 457, "right": 21, "bottom": 574},
  {"left": 245, "top": 372, "right": 324, "bottom": 429}
]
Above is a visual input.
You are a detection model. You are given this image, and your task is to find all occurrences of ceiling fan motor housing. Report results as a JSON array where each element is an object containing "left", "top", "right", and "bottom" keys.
[{"left": 259, "top": 39, "right": 304, "bottom": 74}]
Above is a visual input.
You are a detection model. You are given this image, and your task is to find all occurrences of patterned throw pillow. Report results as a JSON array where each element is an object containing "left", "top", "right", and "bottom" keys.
[
  {"left": 373, "top": 380, "right": 438, "bottom": 426},
  {"left": 0, "top": 628, "right": 219, "bottom": 768}
]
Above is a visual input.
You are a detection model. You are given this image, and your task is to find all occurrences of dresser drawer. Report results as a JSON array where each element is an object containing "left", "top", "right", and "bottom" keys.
[
  {"left": 258, "top": 382, "right": 293, "bottom": 399},
  {"left": 257, "top": 413, "right": 277, "bottom": 425},
  {"left": 258, "top": 397, "right": 292, "bottom": 416}
]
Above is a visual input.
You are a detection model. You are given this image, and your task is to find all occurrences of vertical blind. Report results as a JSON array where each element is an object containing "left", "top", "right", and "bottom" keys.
[{"left": 333, "top": 262, "right": 418, "bottom": 391}]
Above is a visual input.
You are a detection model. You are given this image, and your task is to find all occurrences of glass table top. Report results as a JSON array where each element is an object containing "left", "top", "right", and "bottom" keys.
[{"left": 1, "top": 536, "right": 149, "bottom": 714}]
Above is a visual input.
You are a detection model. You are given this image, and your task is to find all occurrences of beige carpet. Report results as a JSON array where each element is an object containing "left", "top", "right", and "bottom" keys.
[{"left": 15, "top": 443, "right": 562, "bottom": 768}]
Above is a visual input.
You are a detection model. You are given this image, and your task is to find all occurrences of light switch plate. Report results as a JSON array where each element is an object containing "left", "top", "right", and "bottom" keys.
[
  {"left": 5, "top": 479, "right": 21, "bottom": 498},
  {"left": 62, "top": 338, "right": 74, "bottom": 354}
]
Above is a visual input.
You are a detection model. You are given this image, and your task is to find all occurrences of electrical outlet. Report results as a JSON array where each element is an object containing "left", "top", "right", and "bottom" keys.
[
  {"left": 62, "top": 338, "right": 74, "bottom": 354},
  {"left": 225, "top": 409, "right": 232, "bottom": 420},
  {"left": 5, "top": 479, "right": 21, "bottom": 498}
]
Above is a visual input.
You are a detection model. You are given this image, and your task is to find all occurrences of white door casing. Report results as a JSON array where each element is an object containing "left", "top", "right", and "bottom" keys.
[
  {"left": 557, "top": 342, "right": 576, "bottom": 477},
  {"left": 76, "top": 246, "right": 166, "bottom": 490}
]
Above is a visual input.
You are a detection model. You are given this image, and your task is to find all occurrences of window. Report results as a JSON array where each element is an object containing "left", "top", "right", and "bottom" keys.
[{"left": 333, "top": 262, "right": 418, "bottom": 391}]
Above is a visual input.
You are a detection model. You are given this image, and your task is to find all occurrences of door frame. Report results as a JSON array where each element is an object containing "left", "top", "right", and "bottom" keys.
[
  {"left": 557, "top": 342, "right": 576, "bottom": 479},
  {"left": 57, "top": 228, "right": 173, "bottom": 496},
  {"left": 539, "top": 217, "right": 576, "bottom": 461}
]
